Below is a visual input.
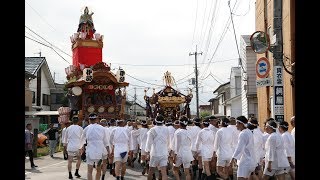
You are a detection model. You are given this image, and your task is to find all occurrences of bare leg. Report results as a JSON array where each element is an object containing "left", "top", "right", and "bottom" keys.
[
  {"left": 173, "top": 166, "right": 180, "bottom": 180},
  {"left": 159, "top": 166, "right": 168, "bottom": 180},
  {"left": 121, "top": 162, "right": 127, "bottom": 177},
  {"left": 147, "top": 167, "right": 156, "bottom": 180},
  {"left": 275, "top": 174, "right": 285, "bottom": 180},
  {"left": 67, "top": 155, "right": 73, "bottom": 173},
  {"left": 184, "top": 167, "right": 191, "bottom": 180},
  {"left": 87, "top": 164, "right": 94, "bottom": 180},
  {"left": 115, "top": 161, "right": 121, "bottom": 177},
  {"left": 217, "top": 166, "right": 229, "bottom": 179},
  {"left": 203, "top": 161, "right": 212, "bottom": 176},
  {"left": 95, "top": 162, "right": 102, "bottom": 180}
]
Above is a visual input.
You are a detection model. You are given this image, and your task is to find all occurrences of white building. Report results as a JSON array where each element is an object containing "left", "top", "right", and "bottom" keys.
[
  {"left": 224, "top": 67, "right": 242, "bottom": 118},
  {"left": 212, "top": 82, "right": 230, "bottom": 117},
  {"left": 25, "top": 57, "right": 58, "bottom": 129},
  {"left": 240, "top": 35, "right": 258, "bottom": 118}
]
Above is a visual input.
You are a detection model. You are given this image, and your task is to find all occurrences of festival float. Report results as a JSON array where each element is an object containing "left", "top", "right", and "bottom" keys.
[
  {"left": 144, "top": 71, "right": 193, "bottom": 121},
  {"left": 59, "top": 6, "right": 129, "bottom": 124}
]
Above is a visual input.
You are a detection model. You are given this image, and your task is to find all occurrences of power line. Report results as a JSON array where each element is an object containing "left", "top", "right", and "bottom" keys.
[
  {"left": 126, "top": 73, "right": 163, "bottom": 87},
  {"left": 25, "top": 35, "right": 70, "bottom": 64},
  {"left": 25, "top": 0, "right": 57, "bottom": 32},
  {"left": 190, "top": 0, "right": 199, "bottom": 48},
  {"left": 232, "top": 0, "right": 251, "bottom": 16},
  {"left": 111, "top": 58, "right": 237, "bottom": 67},
  {"left": 25, "top": 25, "right": 72, "bottom": 58},
  {"left": 228, "top": 0, "right": 246, "bottom": 73}
]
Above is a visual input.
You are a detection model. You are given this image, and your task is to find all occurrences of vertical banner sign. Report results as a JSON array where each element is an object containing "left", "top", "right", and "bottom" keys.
[
  {"left": 273, "top": 66, "right": 284, "bottom": 122},
  {"left": 83, "top": 68, "right": 93, "bottom": 82}
]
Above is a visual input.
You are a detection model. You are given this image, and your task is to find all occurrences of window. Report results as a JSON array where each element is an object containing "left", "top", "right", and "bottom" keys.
[
  {"left": 42, "top": 94, "right": 50, "bottom": 106},
  {"left": 32, "top": 91, "right": 35, "bottom": 103},
  {"left": 235, "top": 76, "right": 241, "bottom": 95}
]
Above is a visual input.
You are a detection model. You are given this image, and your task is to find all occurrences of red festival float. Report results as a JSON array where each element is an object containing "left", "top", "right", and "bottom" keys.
[{"left": 60, "top": 7, "right": 129, "bottom": 124}]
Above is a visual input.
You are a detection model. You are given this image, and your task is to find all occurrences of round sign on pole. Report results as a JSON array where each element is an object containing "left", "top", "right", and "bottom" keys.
[{"left": 256, "top": 57, "right": 270, "bottom": 78}]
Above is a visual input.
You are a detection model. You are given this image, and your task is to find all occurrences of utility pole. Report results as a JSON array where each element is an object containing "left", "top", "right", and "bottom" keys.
[
  {"left": 34, "top": 49, "right": 41, "bottom": 57},
  {"left": 189, "top": 45, "right": 202, "bottom": 118},
  {"left": 134, "top": 87, "right": 137, "bottom": 120},
  {"left": 272, "top": 0, "right": 284, "bottom": 123}
]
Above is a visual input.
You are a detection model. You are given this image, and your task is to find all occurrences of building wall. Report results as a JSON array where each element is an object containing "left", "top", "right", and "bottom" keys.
[
  {"left": 255, "top": 0, "right": 294, "bottom": 130},
  {"left": 231, "top": 97, "right": 242, "bottom": 118},
  {"left": 25, "top": 79, "right": 33, "bottom": 111},
  {"left": 30, "top": 68, "right": 52, "bottom": 111}
]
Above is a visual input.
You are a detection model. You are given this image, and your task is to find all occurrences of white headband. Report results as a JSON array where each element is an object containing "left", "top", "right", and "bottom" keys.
[
  {"left": 236, "top": 120, "right": 245, "bottom": 125},
  {"left": 266, "top": 123, "right": 277, "bottom": 130},
  {"left": 279, "top": 124, "right": 288, "bottom": 128},
  {"left": 155, "top": 119, "right": 163, "bottom": 124},
  {"left": 180, "top": 120, "right": 188, "bottom": 126},
  {"left": 248, "top": 122, "right": 258, "bottom": 126}
]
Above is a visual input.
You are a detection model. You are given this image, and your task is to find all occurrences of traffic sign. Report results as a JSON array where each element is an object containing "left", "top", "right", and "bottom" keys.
[{"left": 256, "top": 57, "right": 270, "bottom": 78}]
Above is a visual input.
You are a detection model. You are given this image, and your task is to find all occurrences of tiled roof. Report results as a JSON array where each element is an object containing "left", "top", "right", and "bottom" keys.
[{"left": 25, "top": 57, "right": 45, "bottom": 75}]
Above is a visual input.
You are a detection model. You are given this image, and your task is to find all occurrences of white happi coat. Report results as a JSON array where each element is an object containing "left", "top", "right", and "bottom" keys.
[
  {"left": 281, "top": 131, "right": 295, "bottom": 163},
  {"left": 195, "top": 127, "right": 215, "bottom": 159},
  {"left": 103, "top": 126, "right": 111, "bottom": 152},
  {"left": 171, "top": 128, "right": 182, "bottom": 154},
  {"left": 110, "top": 127, "right": 131, "bottom": 158},
  {"left": 138, "top": 127, "right": 149, "bottom": 152},
  {"left": 130, "top": 128, "right": 139, "bottom": 151},
  {"left": 232, "top": 129, "right": 256, "bottom": 168},
  {"left": 81, "top": 123, "right": 109, "bottom": 160},
  {"left": 64, "top": 124, "right": 83, "bottom": 152},
  {"left": 145, "top": 125, "right": 170, "bottom": 157},
  {"left": 252, "top": 128, "right": 264, "bottom": 165},
  {"left": 61, "top": 127, "right": 67, "bottom": 145},
  {"left": 167, "top": 125, "right": 176, "bottom": 151},
  {"left": 189, "top": 125, "right": 202, "bottom": 152},
  {"left": 174, "top": 128, "right": 194, "bottom": 162},
  {"left": 213, "top": 127, "right": 233, "bottom": 161},
  {"left": 209, "top": 124, "right": 219, "bottom": 135},
  {"left": 264, "top": 132, "right": 290, "bottom": 169},
  {"left": 291, "top": 127, "right": 295, "bottom": 142},
  {"left": 227, "top": 125, "right": 240, "bottom": 154}
]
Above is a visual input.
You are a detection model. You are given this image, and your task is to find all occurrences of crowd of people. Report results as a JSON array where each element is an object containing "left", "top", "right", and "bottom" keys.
[{"left": 25, "top": 114, "right": 295, "bottom": 180}]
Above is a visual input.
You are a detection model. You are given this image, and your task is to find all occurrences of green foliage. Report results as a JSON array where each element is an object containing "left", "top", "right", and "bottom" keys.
[{"left": 200, "top": 111, "right": 211, "bottom": 118}]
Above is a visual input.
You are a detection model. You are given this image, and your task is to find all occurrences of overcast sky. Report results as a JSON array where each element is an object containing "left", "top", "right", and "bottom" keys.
[{"left": 25, "top": 0, "right": 255, "bottom": 115}]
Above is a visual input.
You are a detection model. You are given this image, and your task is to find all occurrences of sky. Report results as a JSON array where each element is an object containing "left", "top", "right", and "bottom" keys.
[{"left": 25, "top": 0, "right": 256, "bottom": 115}]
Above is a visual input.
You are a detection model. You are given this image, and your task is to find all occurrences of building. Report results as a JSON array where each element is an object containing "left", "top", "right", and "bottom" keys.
[
  {"left": 25, "top": 57, "right": 58, "bottom": 130},
  {"left": 130, "top": 102, "right": 146, "bottom": 120},
  {"left": 255, "top": 0, "right": 295, "bottom": 129},
  {"left": 212, "top": 82, "right": 230, "bottom": 117},
  {"left": 240, "top": 35, "right": 258, "bottom": 118},
  {"left": 208, "top": 97, "right": 219, "bottom": 116},
  {"left": 224, "top": 67, "right": 242, "bottom": 118},
  {"left": 50, "top": 83, "right": 68, "bottom": 111},
  {"left": 25, "top": 71, "right": 39, "bottom": 130}
]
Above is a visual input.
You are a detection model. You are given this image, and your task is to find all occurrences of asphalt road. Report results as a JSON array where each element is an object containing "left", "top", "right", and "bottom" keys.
[{"left": 25, "top": 151, "right": 176, "bottom": 180}]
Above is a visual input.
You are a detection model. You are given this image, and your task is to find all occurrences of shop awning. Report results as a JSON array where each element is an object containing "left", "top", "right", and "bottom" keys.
[{"left": 25, "top": 111, "right": 59, "bottom": 116}]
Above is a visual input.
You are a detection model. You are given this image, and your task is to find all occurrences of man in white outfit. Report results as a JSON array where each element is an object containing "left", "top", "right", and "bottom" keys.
[
  {"left": 195, "top": 118, "right": 215, "bottom": 179},
  {"left": 173, "top": 116, "right": 194, "bottom": 180},
  {"left": 227, "top": 117, "right": 240, "bottom": 178},
  {"left": 145, "top": 115, "right": 170, "bottom": 180},
  {"left": 165, "top": 119, "right": 175, "bottom": 175},
  {"left": 80, "top": 113, "right": 110, "bottom": 180},
  {"left": 290, "top": 116, "right": 295, "bottom": 142},
  {"left": 248, "top": 118, "right": 264, "bottom": 179},
  {"left": 189, "top": 117, "right": 202, "bottom": 178},
  {"left": 99, "top": 119, "right": 111, "bottom": 180},
  {"left": 279, "top": 121, "right": 295, "bottom": 180},
  {"left": 110, "top": 119, "right": 131, "bottom": 180},
  {"left": 138, "top": 120, "right": 150, "bottom": 175},
  {"left": 208, "top": 116, "right": 219, "bottom": 176},
  {"left": 213, "top": 117, "right": 234, "bottom": 180},
  {"left": 262, "top": 120, "right": 290, "bottom": 180},
  {"left": 64, "top": 116, "right": 83, "bottom": 179},
  {"left": 230, "top": 116, "right": 256, "bottom": 180},
  {"left": 108, "top": 118, "right": 117, "bottom": 176},
  {"left": 61, "top": 121, "right": 71, "bottom": 160}
]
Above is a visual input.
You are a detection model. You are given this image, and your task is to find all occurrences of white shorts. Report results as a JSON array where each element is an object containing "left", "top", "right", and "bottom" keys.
[
  {"left": 216, "top": 157, "right": 231, "bottom": 167},
  {"left": 237, "top": 165, "right": 255, "bottom": 178},
  {"left": 149, "top": 155, "right": 168, "bottom": 167},
  {"left": 201, "top": 157, "right": 212, "bottom": 162},
  {"left": 87, "top": 158, "right": 102, "bottom": 166},
  {"left": 114, "top": 154, "right": 128, "bottom": 163},
  {"left": 263, "top": 167, "right": 289, "bottom": 176},
  {"left": 174, "top": 156, "right": 191, "bottom": 168},
  {"left": 67, "top": 150, "right": 80, "bottom": 157}
]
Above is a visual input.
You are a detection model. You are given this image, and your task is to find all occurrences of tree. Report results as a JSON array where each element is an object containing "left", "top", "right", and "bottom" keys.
[{"left": 200, "top": 111, "right": 211, "bottom": 118}]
